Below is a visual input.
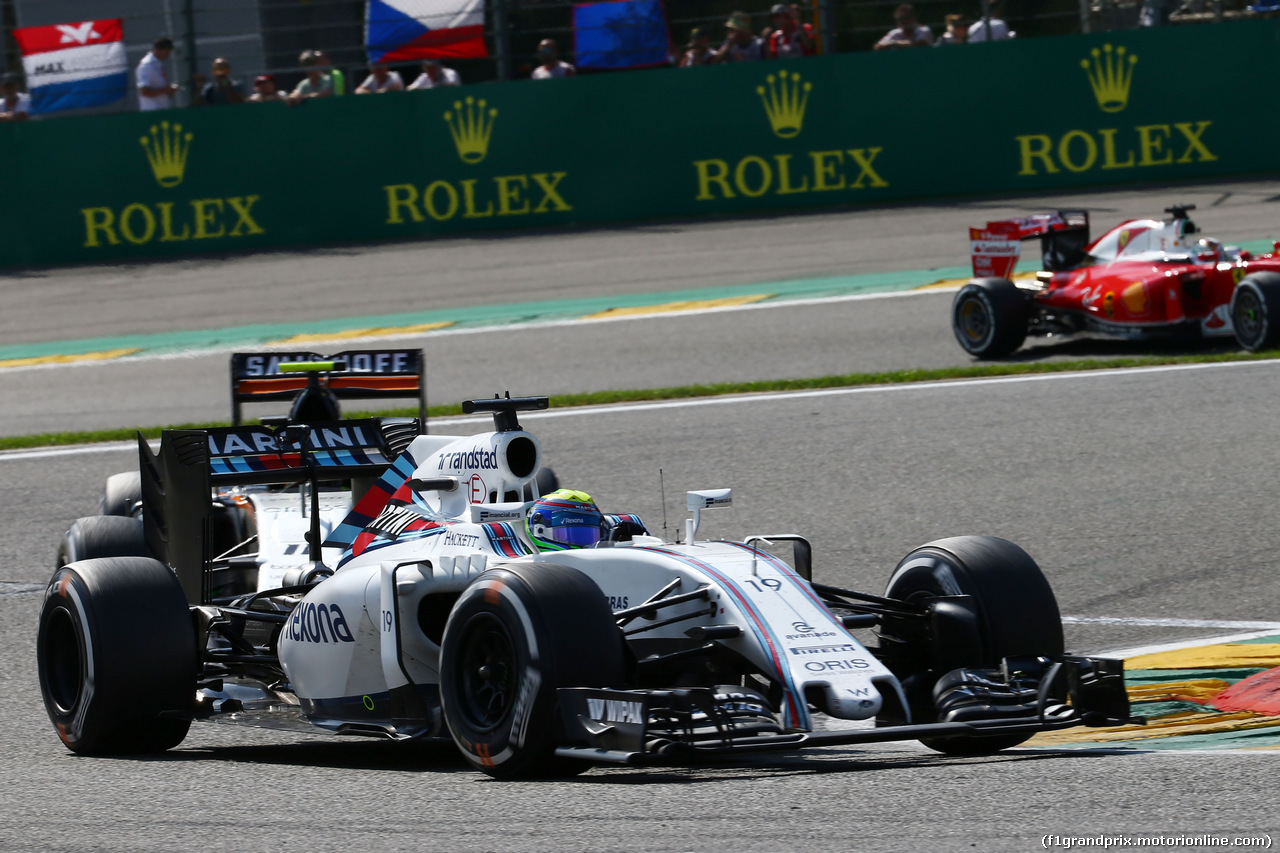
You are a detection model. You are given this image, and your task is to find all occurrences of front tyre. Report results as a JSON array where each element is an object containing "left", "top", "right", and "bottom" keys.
[
  {"left": 879, "top": 536, "right": 1063, "bottom": 755},
  {"left": 37, "top": 557, "right": 197, "bottom": 754},
  {"left": 1231, "top": 272, "right": 1280, "bottom": 352},
  {"left": 440, "top": 563, "right": 626, "bottom": 779},
  {"left": 952, "top": 278, "right": 1029, "bottom": 359}
]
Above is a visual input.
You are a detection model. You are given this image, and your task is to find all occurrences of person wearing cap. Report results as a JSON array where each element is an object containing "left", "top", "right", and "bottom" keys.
[
  {"left": 247, "top": 74, "right": 284, "bottom": 102},
  {"left": 935, "top": 13, "right": 970, "bottom": 44},
  {"left": 355, "top": 62, "right": 404, "bottom": 94},
  {"left": 137, "top": 36, "right": 179, "bottom": 111},
  {"left": 408, "top": 59, "right": 461, "bottom": 89},
  {"left": 531, "top": 39, "right": 575, "bottom": 79},
  {"left": 766, "top": 3, "right": 815, "bottom": 58},
  {"left": 0, "top": 73, "right": 30, "bottom": 122},
  {"left": 712, "top": 12, "right": 765, "bottom": 63},
  {"left": 874, "top": 4, "right": 934, "bottom": 49},
  {"left": 288, "top": 50, "right": 333, "bottom": 105},
  {"left": 678, "top": 27, "right": 716, "bottom": 66},
  {"left": 192, "top": 57, "right": 245, "bottom": 105}
]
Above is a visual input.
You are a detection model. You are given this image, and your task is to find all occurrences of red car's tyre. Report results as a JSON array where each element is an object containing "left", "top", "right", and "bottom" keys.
[
  {"left": 1231, "top": 272, "right": 1280, "bottom": 353},
  {"left": 952, "top": 278, "right": 1030, "bottom": 359},
  {"left": 878, "top": 536, "right": 1063, "bottom": 755},
  {"left": 440, "top": 563, "right": 626, "bottom": 779},
  {"left": 37, "top": 557, "right": 197, "bottom": 754}
]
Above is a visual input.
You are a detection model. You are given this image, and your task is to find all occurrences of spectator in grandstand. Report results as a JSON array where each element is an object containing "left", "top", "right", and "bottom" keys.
[
  {"left": 678, "top": 27, "right": 717, "bottom": 66},
  {"left": 532, "top": 39, "right": 576, "bottom": 79},
  {"left": 136, "top": 36, "right": 179, "bottom": 111},
  {"left": 935, "top": 14, "right": 970, "bottom": 44},
  {"left": 408, "top": 59, "right": 461, "bottom": 88},
  {"left": 247, "top": 74, "right": 285, "bottom": 103},
  {"left": 712, "top": 12, "right": 766, "bottom": 62},
  {"left": 356, "top": 62, "right": 405, "bottom": 94},
  {"left": 0, "top": 73, "right": 30, "bottom": 122},
  {"left": 317, "top": 50, "right": 347, "bottom": 95},
  {"left": 766, "top": 3, "right": 815, "bottom": 57},
  {"left": 968, "top": 0, "right": 1014, "bottom": 40},
  {"left": 873, "top": 4, "right": 934, "bottom": 49},
  {"left": 288, "top": 51, "right": 333, "bottom": 105},
  {"left": 192, "top": 57, "right": 246, "bottom": 106}
]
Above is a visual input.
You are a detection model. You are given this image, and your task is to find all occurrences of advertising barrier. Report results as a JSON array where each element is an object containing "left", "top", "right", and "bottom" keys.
[{"left": 1, "top": 20, "right": 1276, "bottom": 268}]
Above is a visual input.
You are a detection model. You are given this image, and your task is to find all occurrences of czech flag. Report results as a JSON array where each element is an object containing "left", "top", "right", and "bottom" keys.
[
  {"left": 366, "top": 0, "right": 488, "bottom": 62},
  {"left": 574, "top": 0, "right": 670, "bottom": 70},
  {"left": 12, "top": 19, "right": 127, "bottom": 115}
]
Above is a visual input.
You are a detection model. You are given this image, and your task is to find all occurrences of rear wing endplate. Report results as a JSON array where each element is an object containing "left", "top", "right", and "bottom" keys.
[
  {"left": 970, "top": 210, "right": 1089, "bottom": 278},
  {"left": 230, "top": 348, "right": 426, "bottom": 425}
]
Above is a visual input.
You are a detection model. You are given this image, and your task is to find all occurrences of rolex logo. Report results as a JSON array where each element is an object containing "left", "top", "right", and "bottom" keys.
[
  {"left": 757, "top": 70, "right": 811, "bottom": 139},
  {"left": 444, "top": 96, "right": 497, "bottom": 164},
  {"left": 139, "top": 121, "right": 193, "bottom": 188},
  {"left": 1081, "top": 44, "right": 1137, "bottom": 113}
]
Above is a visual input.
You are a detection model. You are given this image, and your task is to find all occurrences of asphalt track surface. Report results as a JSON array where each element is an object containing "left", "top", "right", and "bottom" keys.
[
  {"left": 2, "top": 176, "right": 1279, "bottom": 437},
  {"left": 4, "top": 180, "right": 1280, "bottom": 851}
]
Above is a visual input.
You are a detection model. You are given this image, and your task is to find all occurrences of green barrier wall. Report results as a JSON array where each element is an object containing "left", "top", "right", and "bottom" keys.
[{"left": 2, "top": 20, "right": 1277, "bottom": 268}]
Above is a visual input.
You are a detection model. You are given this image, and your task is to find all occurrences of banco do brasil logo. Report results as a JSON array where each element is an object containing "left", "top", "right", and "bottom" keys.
[
  {"left": 444, "top": 96, "right": 496, "bottom": 164},
  {"left": 1081, "top": 43, "right": 1137, "bottom": 113},
  {"left": 140, "top": 121, "right": 193, "bottom": 187}
]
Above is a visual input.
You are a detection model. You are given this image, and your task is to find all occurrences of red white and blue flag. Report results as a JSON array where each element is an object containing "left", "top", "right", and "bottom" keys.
[
  {"left": 12, "top": 19, "right": 128, "bottom": 115},
  {"left": 366, "top": 0, "right": 488, "bottom": 62}
]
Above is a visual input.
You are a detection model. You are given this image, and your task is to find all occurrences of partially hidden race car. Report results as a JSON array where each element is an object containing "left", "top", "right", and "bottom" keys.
[
  {"left": 952, "top": 205, "right": 1280, "bottom": 358},
  {"left": 38, "top": 395, "right": 1137, "bottom": 778}
]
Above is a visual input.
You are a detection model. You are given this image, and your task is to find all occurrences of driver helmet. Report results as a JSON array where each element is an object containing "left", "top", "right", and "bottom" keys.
[
  {"left": 526, "top": 489, "right": 604, "bottom": 551},
  {"left": 1194, "top": 238, "right": 1222, "bottom": 261}
]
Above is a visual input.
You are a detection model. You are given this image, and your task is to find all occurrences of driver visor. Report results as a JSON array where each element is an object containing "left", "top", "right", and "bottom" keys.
[{"left": 547, "top": 524, "right": 602, "bottom": 547}]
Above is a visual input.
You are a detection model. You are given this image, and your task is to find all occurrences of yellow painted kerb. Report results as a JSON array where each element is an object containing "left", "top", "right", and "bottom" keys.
[{"left": 0, "top": 348, "right": 142, "bottom": 370}]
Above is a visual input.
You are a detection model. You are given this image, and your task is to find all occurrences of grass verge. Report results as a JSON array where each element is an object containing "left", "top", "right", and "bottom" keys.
[{"left": 2, "top": 349, "right": 1276, "bottom": 452}]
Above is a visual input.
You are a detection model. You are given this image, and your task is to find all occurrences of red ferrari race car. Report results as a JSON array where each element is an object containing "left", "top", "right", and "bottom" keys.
[{"left": 951, "top": 205, "right": 1280, "bottom": 358}]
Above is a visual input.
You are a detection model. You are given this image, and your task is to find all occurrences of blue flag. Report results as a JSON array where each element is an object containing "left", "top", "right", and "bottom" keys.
[{"left": 574, "top": 0, "right": 670, "bottom": 70}]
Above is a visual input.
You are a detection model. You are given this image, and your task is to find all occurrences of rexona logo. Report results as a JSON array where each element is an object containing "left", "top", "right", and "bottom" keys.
[
  {"left": 80, "top": 121, "right": 265, "bottom": 248},
  {"left": 693, "top": 70, "right": 888, "bottom": 203},
  {"left": 383, "top": 95, "right": 572, "bottom": 225},
  {"left": 1015, "top": 43, "right": 1216, "bottom": 177}
]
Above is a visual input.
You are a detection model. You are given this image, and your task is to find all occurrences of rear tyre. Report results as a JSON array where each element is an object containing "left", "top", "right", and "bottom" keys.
[
  {"left": 440, "top": 563, "right": 626, "bottom": 779},
  {"left": 1231, "top": 272, "right": 1280, "bottom": 352},
  {"left": 878, "top": 536, "right": 1063, "bottom": 755},
  {"left": 37, "top": 557, "right": 197, "bottom": 754},
  {"left": 100, "top": 471, "right": 142, "bottom": 517},
  {"left": 56, "top": 515, "right": 147, "bottom": 570},
  {"left": 952, "top": 278, "right": 1029, "bottom": 358}
]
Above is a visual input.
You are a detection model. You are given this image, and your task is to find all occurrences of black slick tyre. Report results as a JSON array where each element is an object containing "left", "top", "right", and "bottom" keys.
[
  {"left": 952, "top": 278, "right": 1029, "bottom": 358},
  {"left": 56, "top": 515, "right": 147, "bottom": 570},
  {"left": 1231, "top": 272, "right": 1280, "bottom": 352},
  {"left": 440, "top": 563, "right": 626, "bottom": 779},
  {"left": 37, "top": 557, "right": 197, "bottom": 754},
  {"left": 100, "top": 471, "right": 142, "bottom": 517},
  {"left": 878, "top": 536, "right": 1063, "bottom": 755}
]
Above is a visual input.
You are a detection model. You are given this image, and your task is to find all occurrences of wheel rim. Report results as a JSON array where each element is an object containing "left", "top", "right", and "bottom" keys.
[
  {"left": 957, "top": 296, "right": 992, "bottom": 346},
  {"left": 1235, "top": 287, "right": 1264, "bottom": 346},
  {"left": 44, "top": 606, "right": 85, "bottom": 715},
  {"left": 454, "top": 613, "right": 517, "bottom": 732}
]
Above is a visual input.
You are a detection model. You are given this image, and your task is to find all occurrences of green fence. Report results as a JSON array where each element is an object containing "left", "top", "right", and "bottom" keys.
[{"left": 2, "top": 20, "right": 1276, "bottom": 268}]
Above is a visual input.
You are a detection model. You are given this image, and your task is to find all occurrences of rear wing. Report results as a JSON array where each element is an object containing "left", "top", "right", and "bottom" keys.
[
  {"left": 970, "top": 210, "right": 1090, "bottom": 278},
  {"left": 139, "top": 417, "right": 422, "bottom": 603},
  {"left": 229, "top": 348, "right": 426, "bottom": 425}
]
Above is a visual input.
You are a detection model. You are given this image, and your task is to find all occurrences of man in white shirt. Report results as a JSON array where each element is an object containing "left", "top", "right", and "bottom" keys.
[
  {"left": 355, "top": 63, "right": 405, "bottom": 94},
  {"left": 136, "top": 37, "right": 179, "bottom": 111},
  {"left": 531, "top": 39, "right": 575, "bottom": 79},
  {"left": 968, "top": 0, "right": 1014, "bottom": 41},
  {"left": 408, "top": 60, "right": 461, "bottom": 89},
  {"left": 874, "top": 4, "right": 934, "bottom": 49},
  {"left": 0, "top": 73, "right": 30, "bottom": 122}
]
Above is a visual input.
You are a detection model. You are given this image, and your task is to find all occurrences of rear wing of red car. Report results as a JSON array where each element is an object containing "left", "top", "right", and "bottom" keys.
[
  {"left": 229, "top": 348, "right": 426, "bottom": 425},
  {"left": 138, "top": 417, "right": 422, "bottom": 603},
  {"left": 970, "top": 210, "right": 1090, "bottom": 278}
]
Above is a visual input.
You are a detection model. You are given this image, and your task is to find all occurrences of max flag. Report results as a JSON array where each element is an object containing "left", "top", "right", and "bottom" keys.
[
  {"left": 13, "top": 19, "right": 127, "bottom": 115},
  {"left": 574, "top": 0, "right": 669, "bottom": 70},
  {"left": 366, "top": 0, "right": 488, "bottom": 62}
]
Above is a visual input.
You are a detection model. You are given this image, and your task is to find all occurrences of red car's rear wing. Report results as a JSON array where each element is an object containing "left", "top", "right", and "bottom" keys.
[
  {"left": 229, "top": 348, "right": 426, "bottom": 425},
  {"left": 970, "top": 210, "right": 1090, "bottom": 278}
]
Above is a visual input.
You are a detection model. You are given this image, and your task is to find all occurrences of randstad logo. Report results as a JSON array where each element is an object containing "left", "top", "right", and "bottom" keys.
[
  {"left": 79, "top": 124, "right": 265, "bottom": 249},
  {"left": 139, "top": 121, "right": 192, "bottom": 187},
  {"left": 1081, "top": 44, "right": 1137, "bottom": 113},
  {"left": 444, "top": 96, "right": 497, "bottom": 164},
  {"left": 1013, "top": 42, "right": 1214, "bottom": 177},
  {"left": 692, "top": 72, "right": 887, "bottom": 203},
  {"left": 757, "top": 70, "right": 811, "bottom": 139}
]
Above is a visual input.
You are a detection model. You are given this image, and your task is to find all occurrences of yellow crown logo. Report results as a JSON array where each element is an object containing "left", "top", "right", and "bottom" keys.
[
  {"left": 1081, "top": 44, "right": 1137, "bottom": 113},
  {"left": 444, "top": 96, "right": 497, "bottom": 164},
  {"left": 756, "top": 70, "right": 812, "bottom": 139},
  {"left": 139, "top": 121, "right": 193, "bottom": 188}
]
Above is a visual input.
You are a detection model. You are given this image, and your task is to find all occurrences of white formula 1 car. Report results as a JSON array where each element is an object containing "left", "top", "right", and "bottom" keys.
[{"left": 38, "top": 396, "right": 1134, "bottom": 778}]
